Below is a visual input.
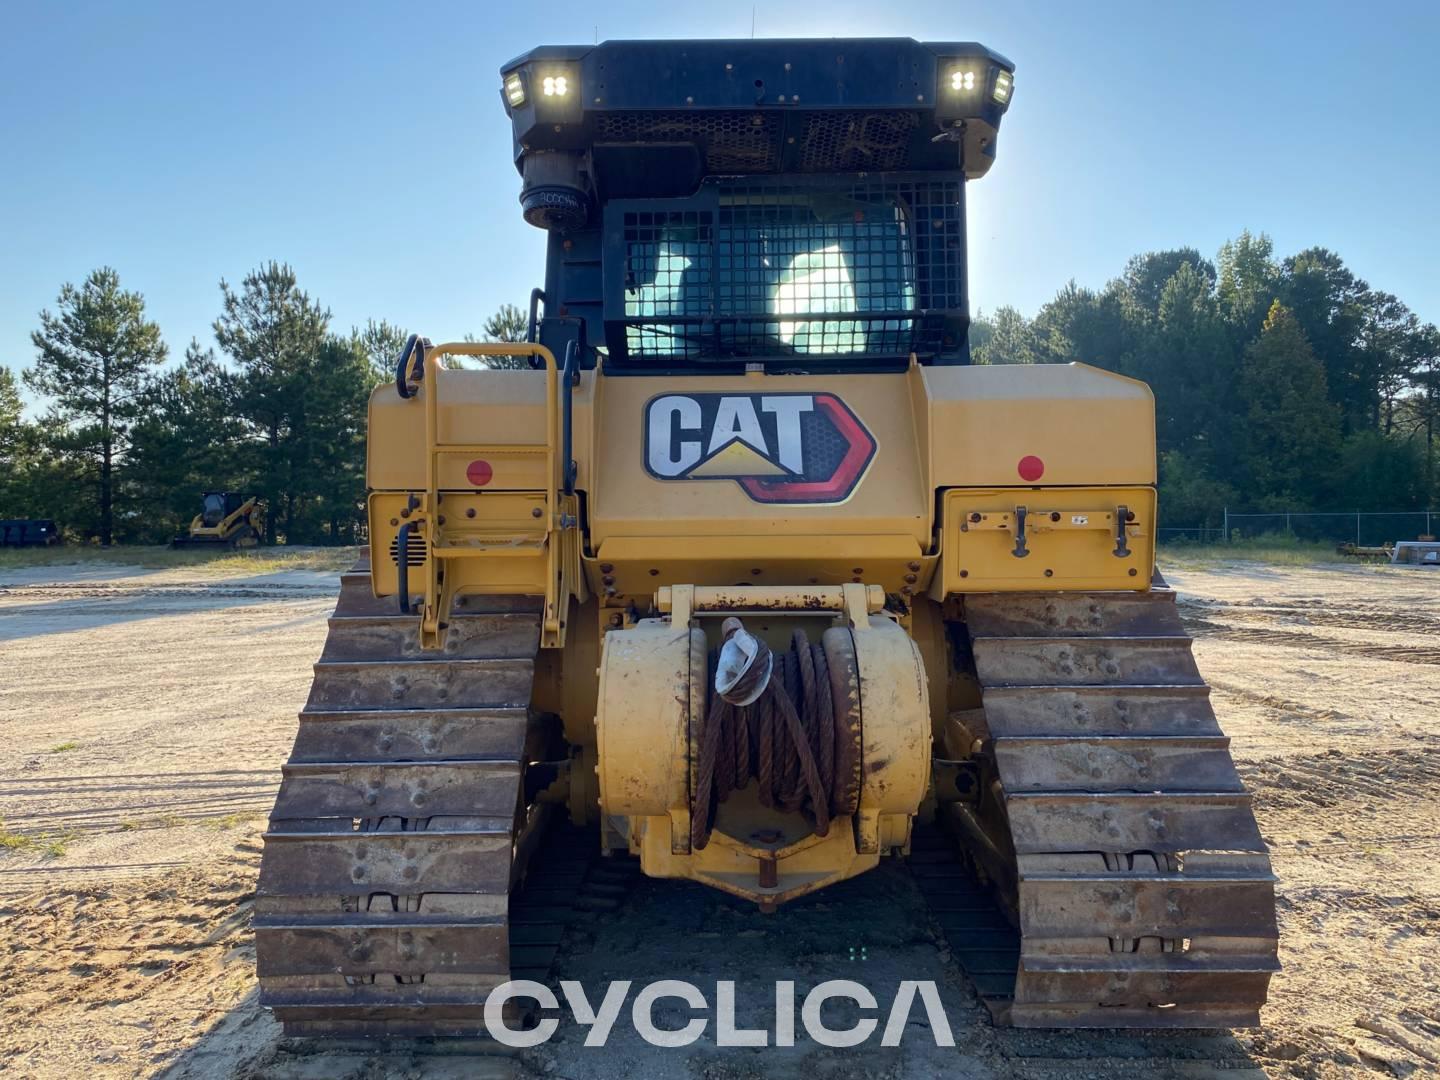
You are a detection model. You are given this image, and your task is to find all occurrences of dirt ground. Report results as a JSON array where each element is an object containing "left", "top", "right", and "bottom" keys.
[{"left": 0, "top": 554, "right": 1437, "bottom": 1079}]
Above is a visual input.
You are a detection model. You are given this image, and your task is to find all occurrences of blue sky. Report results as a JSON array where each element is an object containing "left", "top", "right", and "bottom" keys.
[{"left": 3, "top": 1, "right": 1437, "bottom": 402}]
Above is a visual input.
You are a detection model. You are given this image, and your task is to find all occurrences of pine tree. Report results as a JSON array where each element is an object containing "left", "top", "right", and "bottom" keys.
[
  {"left": 1402, "top": 323, "right": 1440, "bottom": 506},
  {"left": 355, "top": 319, "right": 410, "bottom": 384},
  {"left": 1279, "top": 248, "right": 1371, "bottom": 433},
  {"left": 26, "top": 268, "right": 168, "bottom": 544},
  {"left": 1237, "top": 302, "right": 1341, "bottom": 506},
  {"left": 1121, "top": 248, "right": 1216, "bottom": 317},
  {"left": 1031, "top": 281, "right": 1137, "bottom": 372},
  {"left": 1150, "top": 263, "right": 1235, "bottom": 458},
  {"left": 300, "top": 337, "right": 373, "bottom": 542},
  {"left": 1217, "top": 230, "right": 1279, "bottom": 345},
  {"left": 971, "top": 306, "right": 1040, "bottom": 365},
  {"left": 0, "top": 368, "right": 39, "bottom": 516},
  {"left": 1361, "top": 292, "right": 1421, "bottom": 436},
  {"left": 213, "top": 262, "right": 331, "bottom": 542},
  {"left": 125, "top": 340, "right": 246, "bottom": 541},
  {"left": 457, "top": 303, "right": 531, "bottom": 370},
  {"left": 0, "top": 368, "right": 24, "bottom": 456},
  {"left": 484, "top": 303, "right": 527, "bottom": 342}
]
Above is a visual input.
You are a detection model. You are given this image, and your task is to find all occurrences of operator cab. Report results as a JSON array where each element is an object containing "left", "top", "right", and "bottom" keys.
[
  {"left": 500, "top": 39, "right": 1014, "bottom": 373},
  {"left": 201, "top": 491, "right": 235, "bottom": 527},
  {"left": 198, "top": 492, "right": 254, "bottom": 528}
]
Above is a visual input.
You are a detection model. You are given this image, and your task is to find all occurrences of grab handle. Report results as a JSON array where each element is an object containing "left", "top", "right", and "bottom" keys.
[
  {"left": 394, "top": 335, "right": 430, "bottom": 399},
  {"left": 562, "top": 340, "right": 579, "bottom": 497}
]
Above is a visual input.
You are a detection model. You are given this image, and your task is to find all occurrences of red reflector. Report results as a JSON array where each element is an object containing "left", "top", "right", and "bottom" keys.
[
  {"left": 1017, "top": 455, "right": 1045, "bottom": 482},
  {"left": 466, "top": 460, "right": 494, "bottom": 487}
]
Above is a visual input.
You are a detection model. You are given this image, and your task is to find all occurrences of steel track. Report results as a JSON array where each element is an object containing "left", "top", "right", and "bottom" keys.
[
  {"left": 935, "top": 588, "right": 1279, "bottom": 1028},
  {"left": 257, "top": 566, "right": 1275, "bottom": 1036},
  {"left": 255, "top": 563, "right": 562, "bottom": 1037}
]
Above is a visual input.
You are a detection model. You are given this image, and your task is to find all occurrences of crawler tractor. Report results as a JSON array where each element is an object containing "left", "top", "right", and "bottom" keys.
[{"left": 257, "top": 38, "right": 1277, "bottom": 1035}]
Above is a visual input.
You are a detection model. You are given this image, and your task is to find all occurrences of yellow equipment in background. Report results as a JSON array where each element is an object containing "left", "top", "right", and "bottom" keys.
[
  {"left": 256, "top": 37, "right": 1277, "bottom": 1038},
  {"left": 171, "top": 492, "right": 262, "bottom": 548}
]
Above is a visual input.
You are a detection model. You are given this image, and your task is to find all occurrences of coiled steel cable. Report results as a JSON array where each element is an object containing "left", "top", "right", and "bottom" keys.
[{"left": 691, "top": 621, "right": 851, "bottom": 851}]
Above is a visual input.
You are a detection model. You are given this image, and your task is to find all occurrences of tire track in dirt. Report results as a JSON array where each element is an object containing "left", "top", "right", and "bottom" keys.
[
  {"left": 1183, "top": 599, "right": 1440, "bottom": 636},
  {"left": 1171, "top": 566, "right": 1440, "bottom": 1077},
  {"left": 0, "top": 769, "right": 280, "bottom": 873},
  {"left": 4, "top": 558, "right": 1439, "bottom": 1077},
  {"left": 1241, "top": 746, "right": 1440, "bottom": 812},
  {"left": 1206, "top": 679, "right": 1345, "bottom": 723},
  {"left": 0, "top": 841, "right": 275, "bottom": 1077},
  {"left": 1182, "top": 615, "right": 1440, "bottom": 665}
]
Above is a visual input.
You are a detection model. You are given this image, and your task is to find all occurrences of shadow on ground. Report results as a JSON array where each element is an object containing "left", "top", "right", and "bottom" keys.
[{"left": 163, "top": 860, "right": 1265, "bottom": 1080}]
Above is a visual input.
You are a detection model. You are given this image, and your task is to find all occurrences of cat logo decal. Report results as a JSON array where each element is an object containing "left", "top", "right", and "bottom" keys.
[{"left": 644, "top": 392, "right": 876, "bottom": 504}]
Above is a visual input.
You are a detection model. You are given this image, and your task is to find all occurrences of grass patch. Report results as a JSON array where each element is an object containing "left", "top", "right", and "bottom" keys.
[
  {"left": 0, "top": 544, "right": 356, "bottom": 574},
  {"left": 0, "top": 820, "right": 34, "bottom": 852},
  {"left": 48, "top": 741, "right": 81, "bottom": 754},
  {"left": 42, "top": 835, "right": 73, "bottom": 859},
  {"left": 0, "top": 820, "right": 77, "bottom": 858},
  {"left": 199, "top": 547, "right": 357, "bottom": 575}
]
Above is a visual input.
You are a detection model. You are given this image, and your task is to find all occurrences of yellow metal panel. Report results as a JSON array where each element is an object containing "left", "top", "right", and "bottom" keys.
[
  {"left": 851, "top": 615, "right": 931, "bottom": 854},
  {"left": 636, "top": 809, "right": 882, "bottom": 906},
  {"left": 432, "top": 450, "right": 548, "bottom": 491},
  {"left": 933, "top": 486, "right": 1156, "bottom": 594},
  {"left": 368, "top": 491, "right": 552, "bottom": 598},
  {"left": 369, "top": 341, "right": 582, "bottom": 649},
  {"left": 368, "top": 362, "right": 1157, "bottom": 600},
  {"left": 366, "top": 355, "right": 1163, "bottom": 642},
  {"left": 921, "top": 362, "right": 1156, "bottom": 489},
  {"left": 595, "top": 620, "right": 697, "bottom": 818},
  {"left": 591, "top": 534, "right": 924, "bottom": 595},
  {"left": 587, "top": 371, "right": 929, "bottom": 545},
  {"left": 368, "top": 369, "right": 594, "bottom": 492}
]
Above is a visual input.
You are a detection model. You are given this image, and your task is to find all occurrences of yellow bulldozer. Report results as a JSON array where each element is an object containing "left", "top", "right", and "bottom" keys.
[{"left": 256, "top": 38, "right": 1277, "bottom": 1036}]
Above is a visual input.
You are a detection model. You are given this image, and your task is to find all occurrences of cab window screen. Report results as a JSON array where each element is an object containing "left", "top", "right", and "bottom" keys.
[{"left": 617, "top": 178, "right": 959, "bottom": 361}]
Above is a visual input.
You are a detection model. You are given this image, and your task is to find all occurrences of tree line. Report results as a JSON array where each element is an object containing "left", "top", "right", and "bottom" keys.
[
  {"left": 971, "top": 232, "right": 1440, "bottom": 526},
  {"left": 0, "top": 263, "right": 527, "bottom": 545},
  {"left": 3, "top": 234, "right": 1436, "bottom": 544}
]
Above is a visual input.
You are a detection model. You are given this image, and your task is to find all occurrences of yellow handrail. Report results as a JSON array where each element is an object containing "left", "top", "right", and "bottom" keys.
[
  {"left": 420, "top": 341, "right": 560, "bottom": 508},
  {"left": 414, "top": 342, "right": 562, "bottom": 646}
]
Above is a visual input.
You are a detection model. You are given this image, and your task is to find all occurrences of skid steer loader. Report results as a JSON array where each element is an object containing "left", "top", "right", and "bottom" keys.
[
  {"left": 171, "top": 491, "right": 262, "bottom": 548},
  {"left": 256, "top": 37, "right": 1277, "bottom": 1036}
]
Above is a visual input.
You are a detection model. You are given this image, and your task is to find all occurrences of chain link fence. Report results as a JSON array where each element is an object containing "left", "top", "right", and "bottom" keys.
[
  {"left": 1218, "top": 510, "right": 1437, "bottom": 547},
  {"left": 1159, "top": 512, "right": 1437, "bottom": 546},
  {"left": 1156, "top": 526, "right": 1227, "bottom": 543}
]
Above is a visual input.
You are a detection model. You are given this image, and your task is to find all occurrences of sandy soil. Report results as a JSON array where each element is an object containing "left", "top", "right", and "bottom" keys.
[{"left": 0, "top": 557, "right": 1436, "bottom": 1078}]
